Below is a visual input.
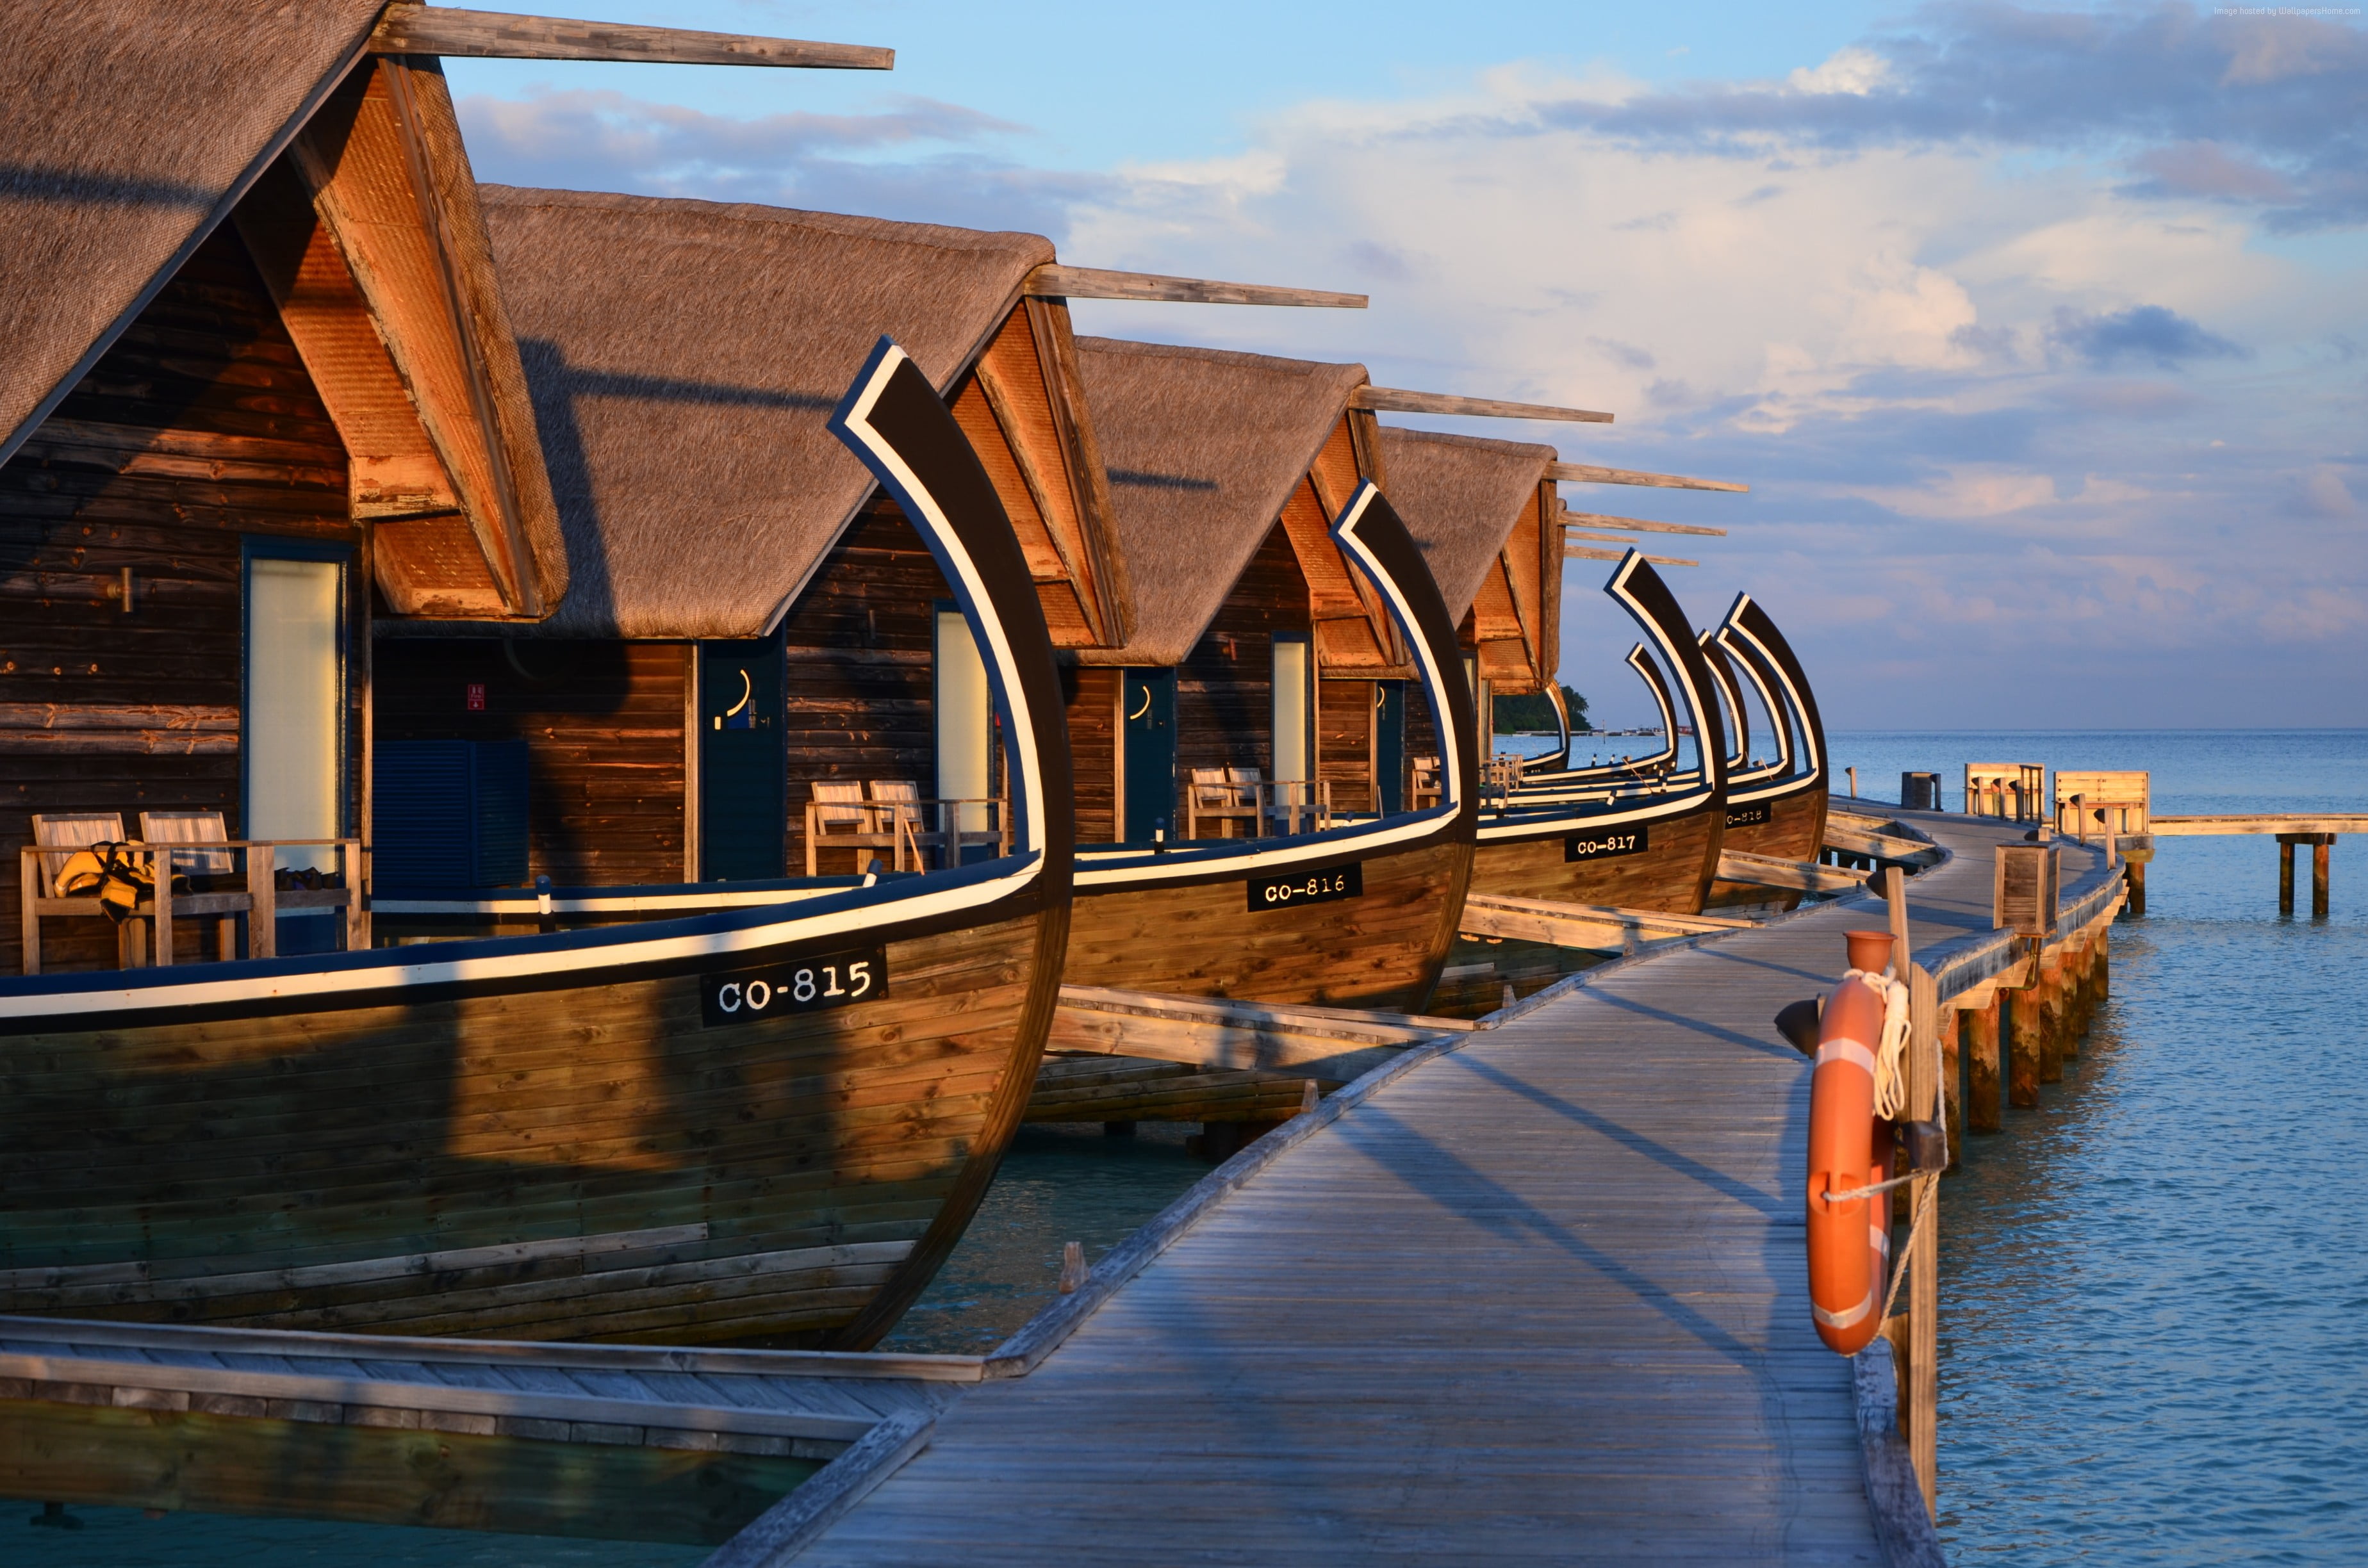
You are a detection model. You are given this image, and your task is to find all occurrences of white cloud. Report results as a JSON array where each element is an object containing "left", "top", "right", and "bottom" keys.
[{"left": 1786, "top": 47, "right": 1896, "bottom": 97}]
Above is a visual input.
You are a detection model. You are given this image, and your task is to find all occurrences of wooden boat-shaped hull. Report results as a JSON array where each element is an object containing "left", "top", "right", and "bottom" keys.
[
  {"left": 1471, "top": 553, "right": 1730, "bottom": 916},
  {"left": 1063, "top": 481, "right": 1482, "bottom": 1013},
  {"left": 1065, "top": 834, "right": 1472, "bottom": 1009},
  {"left": 0, "top": 892, "right": 1058, "bottom": 1346},
  {"left": 1471, "top": 795, "right": 1722, "bottom": 914},
  {"left": 0, "top": 342, "right": 1074, "bottom": 1351}
]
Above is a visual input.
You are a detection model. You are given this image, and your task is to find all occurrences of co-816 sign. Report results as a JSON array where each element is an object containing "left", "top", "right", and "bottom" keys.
[{"left": 700, "top": 946, "right": 886, "bottom": 1027}]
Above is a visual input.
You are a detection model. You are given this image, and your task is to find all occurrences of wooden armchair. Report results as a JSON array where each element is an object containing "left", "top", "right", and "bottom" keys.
[
  {"left": 1410, "top": 755, "right": 1442, "bottom": 810},
  {"left": 804, "top": 781, "right": 873, "bottom": 876},
  {"left": 1185, "top": 768, "right": 1258, "bottom": 840},
  {"left": 1258, "top": 778, "right": 1333, "bottom": 837}
]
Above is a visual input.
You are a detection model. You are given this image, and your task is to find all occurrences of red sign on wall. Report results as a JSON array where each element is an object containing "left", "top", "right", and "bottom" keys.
[{"left": 466, "top": 682, "right": 486, "bottom": 712}]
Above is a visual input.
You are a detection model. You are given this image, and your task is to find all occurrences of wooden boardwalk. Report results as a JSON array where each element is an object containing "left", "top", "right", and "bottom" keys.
[{"left": 766, "top": 808, "right": 2053, "bottom": 1565}]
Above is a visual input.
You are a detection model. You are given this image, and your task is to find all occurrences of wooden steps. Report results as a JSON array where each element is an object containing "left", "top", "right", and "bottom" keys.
[
  {"left": 1458, "top": 891, "right": 1754, "bottom": 951},
  {"left": 1715, "top": 848, "right": 1867, "bottom": 895}
]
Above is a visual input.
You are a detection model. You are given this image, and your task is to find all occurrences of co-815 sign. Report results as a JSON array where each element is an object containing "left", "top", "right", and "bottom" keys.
[{"left": 700, "top": 946, "right": 886, "bottom": 1027}]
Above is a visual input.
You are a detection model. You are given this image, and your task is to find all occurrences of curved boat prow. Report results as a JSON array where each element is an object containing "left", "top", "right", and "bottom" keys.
[{"left": 1704, "top": 591, "right": 1829, "bottom": 907}]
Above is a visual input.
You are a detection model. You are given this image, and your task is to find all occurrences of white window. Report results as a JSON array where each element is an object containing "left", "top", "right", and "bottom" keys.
[
  {"left": 245, "top": 553, "right": 342, "bottom": 873},
  {"left": 1271, "top": 633, "right": 1310, "bottom": 782},
  {"left": 935, "top": 607, "right": 991, "bottom": 832}
]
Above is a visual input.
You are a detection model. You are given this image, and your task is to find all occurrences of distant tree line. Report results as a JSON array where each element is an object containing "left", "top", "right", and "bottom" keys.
[{"left": 1492, "top": 683, "right": 1589, "bottom": 733}]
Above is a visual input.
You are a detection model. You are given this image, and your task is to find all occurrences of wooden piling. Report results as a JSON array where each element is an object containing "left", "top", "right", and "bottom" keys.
[
  {"left": 1965, "top": 996, "right": 2003, "bottom": 1132},
  {"left": 2315, "top": 837, "right": 2332, "bottom": 919},
  {"left": 2056, "top": 940, "right": 2083, "bottom": 1059},
  {"left": 2007, "top": 983, "right": 2041, "bottom": 1108},
  {"left": 2035, "top": 949, "right": 2066, "bottom": 1083},
  {"left": 2125, "top": 857, "right": 2146, "bottom": 916},
  {"left": 2279, "top": 835, "right": 2297, "bottom": 915},
  {"left": 1941, "top": 1008, "right": 1964, "bottom": 1166}
]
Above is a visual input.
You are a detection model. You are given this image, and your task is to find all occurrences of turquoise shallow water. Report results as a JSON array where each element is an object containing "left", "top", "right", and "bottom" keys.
[{"left": 1832, "top": 730, "right": 2368, "bottom": 1565}]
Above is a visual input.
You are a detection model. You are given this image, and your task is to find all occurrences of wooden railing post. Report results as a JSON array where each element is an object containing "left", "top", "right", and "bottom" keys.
[{"left": 1882, "top": 865, "right": 1939, "bottom": 1517}]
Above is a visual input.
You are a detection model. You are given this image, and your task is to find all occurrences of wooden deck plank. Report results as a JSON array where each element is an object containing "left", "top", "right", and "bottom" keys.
[{"left": 791, "top": 809, "right": 2058, "bottom": 1565}]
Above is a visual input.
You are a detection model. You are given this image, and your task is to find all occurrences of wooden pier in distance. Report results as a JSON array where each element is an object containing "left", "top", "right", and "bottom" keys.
[{"left": 707, "top": 809, "right": 2108, "bottom": 1565}]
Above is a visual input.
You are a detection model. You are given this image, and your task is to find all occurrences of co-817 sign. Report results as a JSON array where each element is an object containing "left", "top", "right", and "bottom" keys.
[{"left": 700, "top": 946, "right": 886, "bottom": 1027}]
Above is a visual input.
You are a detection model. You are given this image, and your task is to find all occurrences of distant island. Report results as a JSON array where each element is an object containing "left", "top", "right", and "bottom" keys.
[{"left": 1493, "top": 683, "right": 1588, "bottom": 733}]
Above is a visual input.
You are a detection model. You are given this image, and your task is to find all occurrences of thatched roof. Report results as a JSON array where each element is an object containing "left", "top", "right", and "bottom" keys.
[
  {"left": 1377, "top": 426, "right": 1556, "bottom": 619},
  {"left": 0, "top": 0, "right": 382, "bottom": 463},
  {"left": 1071, "top": 338, "right": 1366, "bottom": 666},
  {"left": 460, "top": 187, "right": 1053, "bottom": 639}
]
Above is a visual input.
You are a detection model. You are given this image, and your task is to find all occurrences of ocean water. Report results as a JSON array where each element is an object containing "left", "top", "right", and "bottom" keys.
[{"left": 1832, "top": 730, "right": 2368, "bottom": 1565}]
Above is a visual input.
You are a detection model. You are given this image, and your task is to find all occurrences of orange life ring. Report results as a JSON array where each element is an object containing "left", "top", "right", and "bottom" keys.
[{"left": 1807, "top": 968, "right": 1893, "bottom": 1354}]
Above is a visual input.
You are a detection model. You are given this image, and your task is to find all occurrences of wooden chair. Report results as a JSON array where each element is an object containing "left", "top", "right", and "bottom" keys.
[
  {"left": 1185, "top": 768, "right": 1258, "bottom": 840},
  {"left": 22, "top": 812, "right": 137, "bottom": 971},
  {"left": 804, "top": 781, "right": 874, "bottom": 875},
  {"left": 140, "top": 810, "right": 242, "bottom": 963},
  {"left": 1411, "top": 755, "right": 1442, "bottom": 810},
  {"left": 867, "top": 780, "right": 935, "bottom": 869}
]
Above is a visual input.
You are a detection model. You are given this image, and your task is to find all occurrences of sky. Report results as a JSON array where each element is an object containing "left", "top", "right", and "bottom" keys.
[{"left": 445, "top": 1, "right": 2368, "bottom": 730}]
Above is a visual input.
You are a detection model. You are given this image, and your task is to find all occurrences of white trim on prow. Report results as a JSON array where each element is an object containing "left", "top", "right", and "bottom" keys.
[
  {"left": 1608, "top": 552, "right": 1716, "bottom": 788},
  {"left": 834, "top": 344, "right": 1049, "bottom": 862},
  {"left": 1332, "top": 481, "right": 1464, "bottom": 814},
  {"left": 1723, "top": 603, "right": 1822, "bottom": 783}
]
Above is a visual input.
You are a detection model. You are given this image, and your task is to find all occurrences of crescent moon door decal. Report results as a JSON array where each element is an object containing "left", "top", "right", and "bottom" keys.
[{"left": 1127, "top": 683, "right": 1151, "bottom": 722}]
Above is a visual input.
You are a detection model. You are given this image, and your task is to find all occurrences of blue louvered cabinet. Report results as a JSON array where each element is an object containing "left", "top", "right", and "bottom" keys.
[{"left": 372, "top": 740, "right": 530, "bottom": 892}]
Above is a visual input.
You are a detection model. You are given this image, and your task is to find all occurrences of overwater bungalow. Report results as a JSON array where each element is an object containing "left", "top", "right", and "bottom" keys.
[
  {"left": 1055, "top": 339, "right": 1479, "bottom": 1009},
  {"left": 0, "top": 4, "right": 1079, "bottom": 1350},
  {"left": 1379, "top": 429, "right": 1732, "bottom": 914}
]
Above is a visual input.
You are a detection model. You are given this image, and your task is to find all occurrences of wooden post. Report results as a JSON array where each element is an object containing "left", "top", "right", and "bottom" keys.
[
  {"left": 1966, "top": 995, "right": 2003, "bottom": 1132},
  {"left": 19, "top": 849, "right": 40, "bottom": 977},
  {"left": 2007, "top": 970, "right": 2041, "bottom": 1108},
  {"left": 2126, "top": 857, "right": 2147, "bottom": 917},
  {"left": 2037, "top": 947, "right": 2066, "bottom": 1082},
  {"left": 2094, "top": 926, "right": 2110, "bottom": 1011},
  {"left": 2279, "top": 835, "right": 2296, "bottom": 915},
  {"left": 1905, "top": 960, "right": 1939, "bottom": 1514},
  {"left": 149, "top": 847, "right": 172, "bottom": 968},
  {"left": 1941, "top": 1007, "right": 1964, "bottom": 1166},
  {"left": 2315, "top": 837, "right": 2332, "bottom": 919},
  {"left": 1058, "top": 1241, "right": 1085, "bottom": 1294},
  {"left": 249, "top": 845, "right": 277, "bottom": 960}
]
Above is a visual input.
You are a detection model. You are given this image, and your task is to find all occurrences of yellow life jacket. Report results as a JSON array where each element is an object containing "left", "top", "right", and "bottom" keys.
[{"left": 52, "top": 842, "right": 169, "bottom": 922}]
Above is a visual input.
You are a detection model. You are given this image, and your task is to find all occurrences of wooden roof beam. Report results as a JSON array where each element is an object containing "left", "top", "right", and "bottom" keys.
[
  {"left": 1558, "top": 507, "right": 1727, "bottom": 539},
  {"left": 1547, "top": 461, "right": 1747, "bottom": 493},
  {"left": 1566, "top": 546, "right": 1698, "bottom": 568},
  {"left": 1358, "top": 388, "right": 1613, "bottom": 423},
  {"left": 368, "top": 5, "right": 894, "bottom": 69},
  {"left": 1026, "top": 266, "right": 1366, "bottom": 309},
  {"left": 1566, "top": 529, "right": 1641, "bottom": 545}
]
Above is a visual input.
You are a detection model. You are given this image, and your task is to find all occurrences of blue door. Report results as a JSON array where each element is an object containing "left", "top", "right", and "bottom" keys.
[
  {"left": 1121, "top": 668, "right": 1177, "bottom": 842},
  {"left": 1374, "top": 680, "right": 1406, "bottom": 815},
  {"left": 699, "top": 638, "right": 785, "bottom": 881}
]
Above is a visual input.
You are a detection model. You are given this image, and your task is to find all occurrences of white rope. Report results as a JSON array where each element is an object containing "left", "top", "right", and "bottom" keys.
[
  {"left": 1841, "top": 966, "right": 1912, "bottom": 1120},
  {"left": 1821, "top": 1170, "right": 1920, "bottom": 1204},
  {"left": 1879, "top": 1172, "right": 1936, "bottom": 1325}
]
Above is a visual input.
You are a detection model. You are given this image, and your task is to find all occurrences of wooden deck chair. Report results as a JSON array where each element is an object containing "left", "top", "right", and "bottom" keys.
[
  {"left": 23, "top": 812, "right": 135, "bottom": 972},
  {"left": 1411, "top": 755, "right": 1442, "bottom": 810},
  {"left": 866, "top": 780, "right": 934, "bottom": 870},
  {"left": 805, "top": 781, "right": 875, "bottom": 876},
  {"left": 140, "top": 810, "right": 244, "bottom": 962}
]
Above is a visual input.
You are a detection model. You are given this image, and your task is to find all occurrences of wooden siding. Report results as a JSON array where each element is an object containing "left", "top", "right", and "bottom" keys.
[
  {"left": 1318, "top": 677, "right": 1375, "bottom": 814},
  {"left": 782, "top": 503, "right": 954, "bottom": 876},
  {"left": 1176, "top": 523, "right": 1310, "bottom": 785},
  {"left": 1062, "top": 666, "right": 1119, "bottom": 845},
  {"left": 374, "top": 638, "right": 689, "bottom": 886},
  {"left": 0, "top": 232, "right": 359, "bottom": 976}
]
